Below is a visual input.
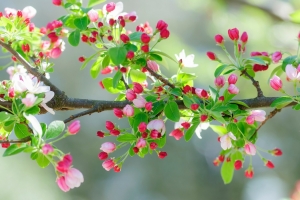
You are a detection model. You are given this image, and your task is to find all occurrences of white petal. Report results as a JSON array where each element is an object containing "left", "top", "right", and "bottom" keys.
[
  {"left": 23, "top": 113, "right": 42, "bottom": 137},
  {"left": 40, "top": 102, "right": 55, "bottom": 115},
  {"left": 195, "top": 125, "right": 202, "bottom": 139},
  {"left": 200, "top": 122, "right": 210, "bottom": 130}
]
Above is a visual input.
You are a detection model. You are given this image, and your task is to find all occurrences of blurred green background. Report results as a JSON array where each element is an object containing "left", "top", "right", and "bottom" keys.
[{"left": 1, "top": 0, "right": 300, "bottom": 199}]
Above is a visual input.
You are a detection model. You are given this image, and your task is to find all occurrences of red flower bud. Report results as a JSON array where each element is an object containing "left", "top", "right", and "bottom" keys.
[
  {"left": 156, "top": 20, "right": 168, "bottom": 30},
  {"left": 265, "top": 160, "right": 275, "bottom": 169},
  {"left": 206, "top": 51, "right": 217, "bottom": 60},
  {"left": 98, "top": 152, "right": 108, "bottom": 160},
  {"left": 113, "top": 108, "right": 123, "bottom": 118},
  {"left": 126, "top": 51, "right": 134, "bottom": 59},
  {"left": 141, "top": 44, "right": 149, "bottom": 53},
  {"left": 270, "top": 148, "right": 282, "bottom": 156},
  {"left": 190, "top": 104, "right": 199, "bottom": 110},
  {"left": 234, "top": 160, "right": 243, "bottom": 170},
  {"left": 215, "top": 34, "right": 224, "bottom": 44},
  {"left": 105, "top": 121, "right": 115, "bottom": 130},
  {"left": 97, "top": 131, "right": 105, "bottom": 138},
  {"left": 133, "top": 82, "right": 143, "bottom": 94},
  {"left": 158, "top": 151, "right": 167, "bottom": 159},
  {"left": 150, "top": 142, "right": 158, "bottom": 150},
  {"left": 120, "top": 34, "right": 130, "bottom": 43},
  {"left": 141, "top": 33, "right": 151, "bottom": 43},
  {"left": 228, "top": 28, "right": 239, "bottom": 41},
  {"left": 160, "top": 29, "right": 170, "bottom": 39},
  {"left": 244, "top": 168, "right": 254, "bottom": 178},
  {"left": 78, "top": 56, "right": 85, "bottom": 62},
  {"left": 200, "top": 114, "right": 208, "bottom": 122},
  {"left": 241, "top": 31, "right": 248, "bottom": 43}
]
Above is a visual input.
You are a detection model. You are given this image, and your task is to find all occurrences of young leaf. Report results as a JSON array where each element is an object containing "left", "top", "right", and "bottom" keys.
[
  {"left": 156, "top": 134, "right": 167, "bottom": 148},
  {"left": 214, "top": 64, "right": 228, "bottom": 77},
  {"left": 227, "top": 123, "right": 239, "bottom": 137},
  {"left": 184, "top": 122, "right": 200, "bottom": 141},
  {"left": 14, "top": 123, "right": 31, "bottom": 139},
  {"left": 80, "top": 52, "right": 98, "bottom": 70},
  {"left": 282, "top": 55, "right": 297, "bottom": 71},
  {"left": 170, "top": 88, "right": 182, "bottom": 97},
  {"left": 270, "top": 96, "right": 293, "bottom": 109},
  {"left": 3, "top": 143, "right": 28, "bottom": 157},
  {"left": 36, "top": 153, "right": 50, "bottom": 168},
  {"left": 221, "top": 160, "right": 235, "bottom": 184},
  {"left": 108, "top": 46, "right": 127, "bottom": 65},
  {"left": 113, "top": 71, "right": 123, "bottom": 88},
  {"left": 68, "top": 29, "right": 80, "bottom": 46},
  {"left": 130, "top": 69, "right": 147, "bottom": 83},
  {"left": 116, "top": 134, "right": 137, "bottom": 142},
  {"left": 102, "top": 77, "right": 126, "bottom": 93},
  {"left": 45, "top": 120, "right": 65, "bottom": 140},
  {"left": 164, "top": 101, "right": 180, "bottom": 122},
  {"left": 0, "top": 112, "right": 13, "bottom": 122},
  {"left": 210, "top": 125, "right": 227, "bottom": 136},
  {"left": 87, "top": 0, "right": 106, "bottom": 7},
  {"left": 246, "top": 57, "right": 266, "bottom": 65},
  {"left": 90, "top": 57, "right": 103, "bottom": 79},
  {"left": 74, "top": 16, "right": 89, "bottom": 30}
]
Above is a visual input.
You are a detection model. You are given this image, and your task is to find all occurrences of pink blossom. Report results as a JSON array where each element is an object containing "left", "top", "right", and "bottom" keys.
[
  {"left": 56, "top": 154, "right": 73, "bottom": 173},
  {"left": 136, "top": 138, "right": 146, "bottom": 148},
  {"left": 68, "top": 120, "right": 80, "bottom": 135},
  {"left": 22, "top": 93, "right": 37, "bottom": 107},
  {"left": 102, "top": 159, "right": 115, "bottom": 171},
  {"left": 220, "top": 132, "right": 236, "bottom": 150},
  {"left": 286, "top": 64, "right": 300, "bottom": 81},
  {"left": 123, "top": 104, "right": 134, "bottom": 117},
  {"left": 22, "top": 6, "right": 36, "bottom": 19},
  {"left": 138, "top": 122, "right": 147, "bottom": 133},
  {"left": 52, "top": 0, "right": 62, "bottom": 6},
  {"left": 244, "top": 142, "right": 256, "bottom": 155},
  {"left": 133, "top": 82, "right": 143, "bottom": 94},
  {"left": 147, "top": 60, "right": 159, "bottom": 72},
  {"left": 126, "top": 89, "right": 136, "bottom": 101},
  {"left": 272, "top": 51, "right": 282, "bottom": 63},
  {"left": 42, "top": 143, "right": 54, "bottom": 155},
  {"left": 248, "top": 110, "right": 266, "bottom": 123},
  {"left": 106, "top": 2, "right": 116, "bottom": 12},
  {"left": 169, "top": 129, "right": 184, "bottom": 140},
  {"left": 50, "top": 47, "right": 62, "bottom": 59},
  {"left": 228, "top": 84, "right": 239, "bottom": 94},
  {"left": 88, "top": 9, "right": 99, "bottom": 22},
  {"left": 123, "top": 11, "right": 138, "bottom": 22},
  {"left": 145, "top": 102, "right": 152, "bottom": 111},
  {"left": 4, "top": 8, "right": 17, "bottom": 16},
  {"left": 228, "top": 74, "right": 238, "bottom": 84},
  {"left": 100, "top": 142, "right": 116, "bottom": 153},
  {"left": 64, "top": 168, "right": 84, "bottom": 189},
  {"left": 269, "top": 75, "right": 282, "bottom": 91},
  {"left": 214, "top": 76, "right": 225, "bottom": 88},
  {"left": 133, "top": 95, "right": 146, "bottom": 108},
  {"left": 147, "top": 119, "right": 166, "bottom": 135},
  {"left": 195, "top": 88, "right": 209, "bottom": 98},
  {"left": 113, "top": 108, "right": 123, "bottom": 118},
  {"left": 57, "top": 176, "right": 70, "bottom": 192}
]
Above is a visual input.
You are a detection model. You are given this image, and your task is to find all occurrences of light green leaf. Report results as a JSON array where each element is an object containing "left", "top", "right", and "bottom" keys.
[
  {"left": 116, "top": 134, "right": 136, "bottom": 142},
  {"left": 214, "top": 64, "right": 229, "bottom": 77},
  {"left": 184, "top": 122, "right": 200, "bottom": 141},
  {"left": 87, "top": 0, "right": 106, "bottom": 7},
  {"left": 108, "top": 47, "right": 127, "bottom": 65},
  {"left": 270, "top": 96, "right": 293, "bottom": 109},
  {"left": 221, "top": 160, "right": 234, "bottom": 184},
  {"left": 45, "top": 120, "right": 65, "bottom": 140},
  {"left": 74, "top": 16, "right": 89, "bottom": 30},
  {"left": 14, "top": 123, "right": 31, "bottom": 139},
  {"left": 210, "top": 125, "right": 227, "bottom": 136},
  {"left": 156, "top": 134, "right": 167, "bottom": 148},
  {"left": 113, "top": 71, "right": 123, "bottom": 88},
  {"left": 80, "top": 52, "right": 98, "bottom": 70},
  {"left": 36, "top": 153, "right": 50, "bottom": 168},
  {"left": 102, "top": 77, "right": 125, "bottom": 93},
  {"left": 290, "top": 10, "right": 300, "bottom": 23},
  {"left": 130, "top": 69, "right": 147, "bottom": 83},
  {"left": 68, "top": 29, "right": 80, "bottom": 46},
  {"left": 246, "top": 57, "right": 266, "bottom": 65},
  {"left": 3, "top": 143, "right": 28, "bottom": 157}
]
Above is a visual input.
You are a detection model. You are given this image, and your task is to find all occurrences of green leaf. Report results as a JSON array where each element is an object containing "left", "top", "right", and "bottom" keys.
[
  {"left": 80, "top": 52, "right": 98, "bottom": 70},
  {"left": 14, "top": 123, "right": 31, "bottom": 139},
  {"left": 90, "top": 57, "right": 102, "bottom": 78},
  {"left": 268, "top": 65, "right": 283, "bottom": 80},
  {"left": 25, "top": 106, "right": 40, "bottom": 115},
  {"left": 177, "top": 73, "right": 197, "bottom": 84},
  {"left": 3, "top": 143, "right": 27, "bottom": 157},
  {"left": 116, "top": 134, "right": 136, "bottom": 142},
  {"left": 36, "top": 153, "right": 50, "bottom": 168},
  {"left": 170, "top": 88, "right": 182, "bottom": 97},
  {"left": 132, "top": 112, "right": 148, "bottom": 133},
  {"left": 209, "top": 86, "right": 218, "bottom": 102},
  {"left": 102, "top": 54, "right": 110, "bottom": 68},
  {"left": 113, "top": 71, "right": 123, "bottom": 88},
  {"left": 74, "top": 16, "right": 89, "bottom": 30},
  {"left": 124, "top": 43, "right": 138, "bottom": 52},
  {"left": 282, "top": 55, "right": 297, "bottom": 71},
  {"left": 223, "top": 89, "right": 235, "bottom": 105},
  {"left": 230, "top": 100, "right": 249, "bottom": 108},
  {"left": 184, "top": 122, "right": 200, "bottom": 141},
  {"left": 30, "top": 152, "right": 39, "bottom": 160},
  {"left": 164, "top": 101, "right": 180, "bottom": 122},
  {"left": 108, "top": 47, "right": 127, "bottom": 65},
  {"left": 87, "top": 0, "right": 106, "bottom": 7},
  {"left": 231, "top": 151, "right": 243, "bottom": 162},
  {"left": 68, "top": 29, "right": 80, "bottom": 46},
  {"left": 246, "top": 57, "right": 266, "bottom": 65},
  {"left": 4, "top": 120, "right": 15, "bottom": 132},
  {"left": 151, "top": 101, "right": 165, "bottom": 117},
  {"left": 221, "top": 160, "right": 234, "bottom": 184},
  {"left": 129, "top": 32, "right": 142, "bottom": 42},
  {"left": 151, "top": 51, "right": 178, "bottom": 63},
  {"left": 183, "top": 95, "right": 193, "bottom": 108},
  {"left": 270, "top": 96, "right": 293, "bottom": 109},
  {"left": 0, "top": 112, "right": 13, "bottom": 123},
  {"left": 214, "top": 64, "right": 229, "bottom": 77},
  {"left": 45, "top": 121, "right": 65, "bottom": 140},
  {"left": 130, "top": 69, "right": 147, "bottom": 83},
  {"left": 149, "top": 53, "right": 163, "bottom": 61},
  {"left": 156, "top": 134, "right": 167, "bottom": 148},
  {"left": 292, "top": 104, "right": 300, "bottom": 110},
  {"left": 210, "top": 111, "right": 226, "bottom": 124},
  {"left": 290, "top": 10, "right": 300, "bottom": 23},
  {"left": 102, "top": 77, "right": 125, "bottom": 93},
  {"left": 227, "top": 123, "right": 239, "bottom": 137},
  {"left": 210, "top": 125, "right": 227, "bottom": 136}
]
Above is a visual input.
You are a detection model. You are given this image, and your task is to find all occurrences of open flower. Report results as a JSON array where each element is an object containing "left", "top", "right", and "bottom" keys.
[
  {"left": 246, "top": 110, "right": 266, "bottom": 124},
  {"left": 286, "top": 64, "right": 300, "bottom": 81},
  {"left": 175, "top": 49, "right": 198, "bottom": 68},
  {"left": 220, "top": 132, "right": 236, "bottom": 150},
  {"left": 147, "top": 119, "right": 166, "bottom": 135},
  {"left": 195, "top": 122, "right": 210, "bottom": 139}
]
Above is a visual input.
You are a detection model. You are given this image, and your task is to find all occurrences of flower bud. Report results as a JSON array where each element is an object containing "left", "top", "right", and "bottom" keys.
[
  {"left": 42, "top": 144, "right": 54, "bottom": 155},
  {"left": 68, "top": 120, "right": 80, "bottom": 135},
  {"left": 234, "top": 160, "right": 243, "bottom": 170},
  {"left": 169, "top": 129, "right": 184, "bottom": 140},
  {"left": 97, "top": 131, "right": 105, "bottom": 138},
  {"left": 136, "top": 138, "right": 146, "bottom": 148},
  {"left": 98, "top": 152, "right": 108, "bottom": 160},
  {"left": 244, "top": 167, "right": 254, "bottom": 178},
  {"left": 156, "top": 20, "right": 168, "bottom": 30},
  {"left": 126, "top": 89, "right": 137, "bottom": 101},
  {"left": 126, "top": 51, "right": 134, "bottom": 59},
  {"left": 265, "top": 160, "right": 275, "bottom": 169},
  {"left": 158, "top": 151, "right": 167, "bottom": 159},
  {"left": 160, "top": 29, "right": 170, "bottom": 39},
  {"left": 102, "top": 159, "right": 115, "bottom": 171},
  {"left": 138, "top": 122, "right": 147, "bottom": 133},
  {"left": 240, "top": 31, "right": 248, "bottom": 43},
  {"left": 228, "top": 84, "right": 239, "bottom": 94},
  {"left": 113, "top": 108, "right": 123, "bottom": 118},
  {"left": 145, "top": 102, "right": 153, "bottom": 111},
  {"left": 149, "top": 142, "right": 158, "bottom": 150},
  {"left": 105, "top": 121, "right": 115, "bottom": 130},
  {"left": 120, "top": 34, "right": 130, "bottom": 43},
  {"left": 214, "top": 34, "right": 224, "bottom": 44},
  {"left": 123, "top": 104, "right": 134, "bottom": 117},
  {"left": 147, "top": 60, "right": 159, "bottom": 72},
  {"left": 214, "top": 76, "right": 225, "bottom": 88},
  {"left": 106, "top": 2, "right": 116, "bottom": 12},
  {"left": 110, "top": 129, "right": 120, "bottom": 136},
  {"left": 133, "top": 82, "right": 143, "bottom": 94},
  {"left": 190, "top": 104, "right": 199, "bottom": 110},
  {"left": 200, "top": 114, "right": 208, "bottom": 122},
  {"left": 228, "top": 28, "right": 239, "bottom": 41},
  {"left": 272, "top": 51, "right": 282, "bottom": 63},
  {"left": 100, "top": 142, "right": 116, "bottom": 153},
  {"left": 269, "top": 75, "right": 282, "bottom": 91},
  {"left": 244, "top": 142, "right": 256, "bottom": 155},
  {"left": 88, "top": 9, "right": 98, "bottom": 22},
  {"left": 52, "top": 0, "right": 62, "bottom": 6},
  {"left": 181, "top": 122, "right": 190, "bottom": 129},
  {"left": 141, "top": 33, "right": 150, "bottom": 43},
  {"left": 228, "top": 74, "right": 238, "bottom": 84},
  {"left": 206, "top": 51, "right": 217, "bottom": 60},
  {"left": 270, "top": 148, "right": 282, "bottom": 156}
]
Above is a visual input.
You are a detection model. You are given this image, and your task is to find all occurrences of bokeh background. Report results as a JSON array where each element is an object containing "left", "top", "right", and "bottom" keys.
[{"left": 1, "top": 0, "right": 300, "bottom": 199}]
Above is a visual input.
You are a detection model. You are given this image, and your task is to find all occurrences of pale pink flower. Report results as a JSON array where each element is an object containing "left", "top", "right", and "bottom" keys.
[
  {"left": 102, "top": 159, "right": 115, "bottom": 171},
  {"left": 228, "top": 84, "right": 239, "bottom": 94},
  {"left": 106, "top": 2, "right": 116, "bottom": 12},
  {"left": 286, "top": 64, "right": 300, "bottom": 81},
  {"left": 147, "top": 60, "right": 159, "bottom": 72},
  {"left": 102, "top": 2, "right": 125, "bottom": 22},
  {"left": 123, "top": 11, "right": 138, "bottom": 22},
  {"left": 50, "top": 47, "right": 62, "bottom": 59},
  {"left": 220, "top": 132, "right": 236, "bottom": 150},
  {"left": 57, "top": 176, "right": 70, "bottom": 192},
  {"left": 22, "top": 93, "right": 37, "bottom": 107},
  {"left": 133, "top": 95, "right": 146, "bottom": 108},
  {"left": 175, "top": 49, "right": 198, "bottom": 68},
  {"left": 88, "top": 9, "right": 99, "bottom": 22},
  {"left": 64, "top": 168, "right": 84, "bottom": 189},
  {"left": 147, "top": 119, "right": 166, "bottom": 135},
  {"left": 123, "top": 104, "right": 134, "bottom": 117},
  {"left": 270, "top": 75, "right": 282, "bottom": 91},
  {"left": 244, "top": 142, "right": 256, "bottom": 155},
  {"left": 248, "top": 110, "right": 266, "bottom": 123},
  {"left": 272, "top": 51, "right": 282, "bottom": 63},
  {"left": 126, "top": 89, "right": 136, "bottom": 101},
  {"left": 136, "top": 138, "right": 146, "bottom": 148},
  {"left": 4, "top": 8, "right": 17, "bottom": 16},
  {"left": 42, "top": 143, "right": 54, "bottom": 155},
  {"left": 100, "top": 142, "right": 116, "bottom": 153},
  {"left": 22, "top": 6, "right": 36, "bottom": 19}
]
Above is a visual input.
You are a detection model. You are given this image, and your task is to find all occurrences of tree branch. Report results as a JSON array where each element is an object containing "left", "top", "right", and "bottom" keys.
[
  {"left": 145, "top": 64, "right": 175, "bottom": 89},
  {"left": 256, "top": 108, "right": 281, "bottom": 132},
  {"left": 242, "top": 71, "right": 264, "bottom": 97},
  {"left": 0, "top": 136, "right": 31, "bottom": 143}
]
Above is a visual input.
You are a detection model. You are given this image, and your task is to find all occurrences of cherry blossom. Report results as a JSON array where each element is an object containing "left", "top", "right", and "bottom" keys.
[{"left": 175, "top": 49, "right": 198, "bottom": 68}]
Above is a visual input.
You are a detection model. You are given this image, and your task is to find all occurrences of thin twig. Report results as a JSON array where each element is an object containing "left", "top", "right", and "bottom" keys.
[
  {"left": 256, "top": 108, "right": 281, "bottom": 132},
  {"left": 242, "top": 71, "right": 264, "bottom": 97},
  {"left": 145, "top": 64, "right": 175, "bottom": 89},
  {"left": 0, "top": 136, "right": 31, "bottom": 143}
]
